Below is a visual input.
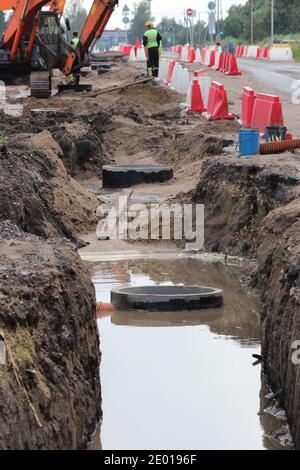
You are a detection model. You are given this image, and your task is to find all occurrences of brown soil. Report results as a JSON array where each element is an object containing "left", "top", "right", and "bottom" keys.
[
  {"left": 0, "top": 222, "right": 101, "bottom": 449},
  {"left": 0, "top": 132, "right": 98, "bottom": 242}
]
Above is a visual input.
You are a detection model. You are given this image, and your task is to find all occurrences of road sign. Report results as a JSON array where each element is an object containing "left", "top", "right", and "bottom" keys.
[
  {"left": 208, "top": 1, "right": 216, "bottom": 11},
  {"left": 122, "top": 17, "right": 129, "bottom": 24},
  {"left": 208, "top": 11, "right": 216, "bottom": 35},
  {"left": 187, "top": 8, "right": 193, "bottom": 17},
  {"left": 122, "top": 4, "right": 130, "bottom": 17}
]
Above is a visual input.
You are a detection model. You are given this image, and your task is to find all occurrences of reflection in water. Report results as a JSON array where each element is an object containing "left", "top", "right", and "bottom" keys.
[
  {"left": 91, "top": 258, "right": 291, "bottom": 450},
  {"left": 112, "top": 309, "right": 223, "bottom": 328}
]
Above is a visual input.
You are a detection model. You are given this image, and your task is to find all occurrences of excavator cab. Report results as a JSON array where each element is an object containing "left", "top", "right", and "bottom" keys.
[
  {"left": 31, "top": 11, "right": 69, "bottom": 70},
  {"left": 38, "top": 11, "right": 62, "bottom": 45},
  {"left": 30, "top": 10, "right": 71, "bottom": 98}
]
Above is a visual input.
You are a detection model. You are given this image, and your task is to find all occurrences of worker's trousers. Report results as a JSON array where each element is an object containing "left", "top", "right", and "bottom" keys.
[{"left": 147, "top": 47, "right": 159, "bottom": 78}]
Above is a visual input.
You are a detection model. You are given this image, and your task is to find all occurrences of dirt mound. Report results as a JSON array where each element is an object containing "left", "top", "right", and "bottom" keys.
[
  {"left": 1, "top": 108, "right": 111, "bottom": 176},
  {"left": 118, "top": 82, "right": 182, "bottom": 113},
  {"left": 0, "top": 222, "right": 101, "bottom": 449},
  {"left": 191, "top": 153, "right": 300, "bottom": 255},
  {"left": 69, "top": 81, "right": 181, "bottom": 118},
  {"left": 0, "top": 134, "right": 99, "bottom": 242},
  {"left": 159, "top": 120, "right": 238, "bottom": 167},
  {"left": 0, "top": 109, "right": 71, "bottom": 135}
]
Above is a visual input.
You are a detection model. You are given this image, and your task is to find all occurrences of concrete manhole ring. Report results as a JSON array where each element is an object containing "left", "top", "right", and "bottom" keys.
[{"left": 111, "top": 285, "right": 223, "bottom": 311}]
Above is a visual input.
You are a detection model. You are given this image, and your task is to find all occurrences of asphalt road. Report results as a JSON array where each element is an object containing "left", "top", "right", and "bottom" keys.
[{"left": 238, "top": 59, "right": 300, "bottom": 97}]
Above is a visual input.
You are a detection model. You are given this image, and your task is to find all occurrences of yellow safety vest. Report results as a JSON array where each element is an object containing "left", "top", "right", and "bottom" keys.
[
  {"left": 71, "top": 37, "right": 79, "bottom": 48},
  {"left": 144, "top": 29, "right": 159, "bottom": 49}
]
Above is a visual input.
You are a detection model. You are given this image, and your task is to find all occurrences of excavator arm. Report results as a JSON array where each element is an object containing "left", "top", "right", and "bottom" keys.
[
  {"left": 0, "top": 0, "right": 65, "bottom": 13},
  {"left": 64, "top": 0, "right": 118, "bottom": 74},
  {"left": 2, "top": 0, "right": 52, "bottom": 59},
  {"left": 0, "top": 0, "right": 16, "bottom": 9}
]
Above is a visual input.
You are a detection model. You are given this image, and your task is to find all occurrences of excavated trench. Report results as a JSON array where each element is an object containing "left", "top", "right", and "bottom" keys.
[{"left": 0, "top": 65, "right": 299, "bottom": 449}]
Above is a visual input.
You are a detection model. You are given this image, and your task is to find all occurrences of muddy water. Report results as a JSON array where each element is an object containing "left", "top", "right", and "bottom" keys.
[{"left": 91, "top": 258, "right": 291, "bottom": 450}]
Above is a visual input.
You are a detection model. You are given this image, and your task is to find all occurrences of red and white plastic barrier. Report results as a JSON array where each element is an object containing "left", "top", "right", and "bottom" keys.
[
  {"left": 241, "top": 86, "right": 285, "bottom": 135},
  {"left": 235, "top": 44, "right": 293, "bottom": 61},
  {"left": 167, "top": 44, "right": 242, "bottom": 75},
  {"left": 251, "top": 93, "right": 284, "bottom": 134},
  {"left": 203, "top": 81, "right": 234, "bottom": 120},
  {"left": 241, "top": 87, "right": 256, "bottom": 127},
  {"left": 183, "top": 73, "right": 211, "bottom": 109},
  {"left": 269, "top": 47, "right": 293, "bottom": 61}
]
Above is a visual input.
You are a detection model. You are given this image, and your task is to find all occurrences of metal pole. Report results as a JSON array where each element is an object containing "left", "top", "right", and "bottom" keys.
[
  {"left": 271, "top": 0, "right": 274, "bottom": 44},
  {"left": 185, "top": 14, "right": 188, "bottom": 44},
  {"left": 250, "top": 0, "right": 253, "bottom": 44},
  {"left": 217, "top": 0, "right": 220, "bottom": 35},
  {"left": 148, "top": 0, "right": 152, "bottom": 21}
]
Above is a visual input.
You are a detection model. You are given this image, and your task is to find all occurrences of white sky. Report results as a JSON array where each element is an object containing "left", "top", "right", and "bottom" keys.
[{"left": 83, "top": 1, "right": 248, "bottom": 28}]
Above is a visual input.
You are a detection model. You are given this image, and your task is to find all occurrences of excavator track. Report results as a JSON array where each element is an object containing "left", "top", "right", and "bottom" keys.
[{"left": 30, "top": 71, "right": 52, "bottom": 99}]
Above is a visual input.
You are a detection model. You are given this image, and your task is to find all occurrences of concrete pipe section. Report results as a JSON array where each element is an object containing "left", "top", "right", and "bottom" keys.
[
  {"left": 111, "top": 285, "right": 223, "bottom": 311},
  {"left": 102, "top": 164, "right": 174, "bottom": 189}
]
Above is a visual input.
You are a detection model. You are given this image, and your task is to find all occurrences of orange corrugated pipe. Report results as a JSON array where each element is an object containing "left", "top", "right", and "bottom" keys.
[
  {"left": 260, "top": 139, "right": 300, "bottom": 155},
  {"left": 96, "top": 302, "right": 116, "bottom": 313}
]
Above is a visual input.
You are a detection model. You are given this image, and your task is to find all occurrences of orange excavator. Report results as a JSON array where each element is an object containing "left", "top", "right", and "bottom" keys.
[{"left": 0, "top": 0, "right": 118, "bottom": 97}]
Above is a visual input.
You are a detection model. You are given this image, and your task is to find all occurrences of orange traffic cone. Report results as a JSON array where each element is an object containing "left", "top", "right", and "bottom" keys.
[{"left": 188, "top": 79, "right": 205, "bottom": 113}]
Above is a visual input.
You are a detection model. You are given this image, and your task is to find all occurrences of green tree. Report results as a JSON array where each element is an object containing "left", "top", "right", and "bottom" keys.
[
  {"left": 194, "top": 19, "right": 209, "bottom": 46},
  {"left": 223, "top": 0, "right": 300, "bottom": 43},
  {"left": 157, "top": 17, "right": 181, "bottom": 47},
  {"left": 274, "top": 0, "right": 300, "bottom": 35},
  {"left": 128, "top": 1, "right": 150, "bottom": 44},
  {"left": 223, "top": 4, "right": 249, "bottom": 40},
  {"left": 0, "top": 11, "right": 7, "bottom": 37},
  {"left": 66, "top": 0, "right": 87, "bottom": 34}
]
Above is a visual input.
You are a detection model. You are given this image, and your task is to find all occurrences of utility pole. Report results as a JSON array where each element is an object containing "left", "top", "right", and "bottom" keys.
[
  {"left": 184, "top": 11, "right": 188, "bottom": 44},
  {"left": 217, "top": 0, "right": 220, "bottom": 35},
  {"left": 191, "top": 18, "right": 194, "bottom": 47},
  {"left": 148, "top": 0, "right": 152, "bottom": 21},
  {"left": 250, "top": 0, "right": 253, "bottom": 44},
  {"left": 271, "top": 0, "right": 274, "bottom": 44}
]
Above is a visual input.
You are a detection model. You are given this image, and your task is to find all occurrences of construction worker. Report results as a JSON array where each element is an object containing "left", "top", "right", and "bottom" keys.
[
  {"left": 68, "top": 32, "right": 80, "bottom": 84},
  {"left": 143, "top": 21, "right": 162, "bottom": 78},
  {"left": 70, "top": 32, "right": 79, "bottom": 49}
]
